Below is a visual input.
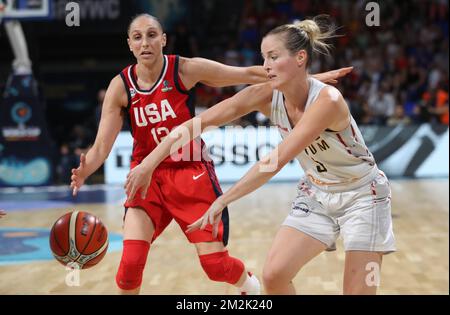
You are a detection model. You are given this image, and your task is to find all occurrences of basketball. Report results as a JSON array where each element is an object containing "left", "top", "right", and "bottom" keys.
[{"left": 49, "top": 211, "right": 109, "bottom": 269}]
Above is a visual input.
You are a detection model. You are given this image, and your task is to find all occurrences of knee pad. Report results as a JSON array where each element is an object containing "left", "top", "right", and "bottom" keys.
[
  {"left": 199, "top": 250, "right": 244, "bottom": 285},
  {"left": 115, "top": 240, "right": 150, "bottom": 290}
]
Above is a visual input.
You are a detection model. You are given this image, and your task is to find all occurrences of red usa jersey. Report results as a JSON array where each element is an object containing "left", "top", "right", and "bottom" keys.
[{"left": 120, "top": 55, "right": 206, "bottom": 167}]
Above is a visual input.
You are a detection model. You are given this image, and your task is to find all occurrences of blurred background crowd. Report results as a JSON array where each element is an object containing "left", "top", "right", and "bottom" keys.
[{"left": 1, "top": 0, "right": 448, "bottom": 184}]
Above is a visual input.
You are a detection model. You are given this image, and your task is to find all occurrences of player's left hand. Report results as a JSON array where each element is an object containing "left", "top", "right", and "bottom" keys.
[
  {"left": 125, "top": 164, "right": 154, "bottom": 201},
  {"left": 314, "top": 66, "right": 353, "bottom": 84},
  {"left": 186, "top": 198, "right": 227, "bottom": 237},
  {"left": 0, "top": 209, "right": 6, "bottom": 219}
]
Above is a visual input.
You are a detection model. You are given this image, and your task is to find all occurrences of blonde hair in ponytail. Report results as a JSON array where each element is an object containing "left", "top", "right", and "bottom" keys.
[{"left": 265, "top": 15, "right": 337, "bottom": 66}]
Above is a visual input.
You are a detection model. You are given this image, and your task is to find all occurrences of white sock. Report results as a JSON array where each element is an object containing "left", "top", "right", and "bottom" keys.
[{"left": 239, "top": 273, "right": 261, "bottom": 295}]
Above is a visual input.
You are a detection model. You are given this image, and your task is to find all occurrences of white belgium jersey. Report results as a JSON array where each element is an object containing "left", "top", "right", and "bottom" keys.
[{"left": 270, "top": 77, "right": 379, "bottom": 192}]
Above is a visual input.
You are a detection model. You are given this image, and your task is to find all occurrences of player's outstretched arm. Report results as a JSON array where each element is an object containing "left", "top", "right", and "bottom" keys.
[
  {"left": 179, "top": 57, "right": 353, "bottom": 89},
  {"left": 179, "top": 57, "right": 268, "bottom": 89},
  {"left": 71, "top": 76, "right": 126, "bottom": 196},
  {"left": 124, "top": 83, "right": 273, "bottom": 200}
]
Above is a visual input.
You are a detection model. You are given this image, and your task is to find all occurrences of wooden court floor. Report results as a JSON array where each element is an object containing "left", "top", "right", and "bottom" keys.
[{"left": 0, "top": 178, "right": 448, "bottom": 295}]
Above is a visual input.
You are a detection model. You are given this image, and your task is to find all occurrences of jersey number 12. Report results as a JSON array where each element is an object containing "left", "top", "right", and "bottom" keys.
[{"left": 151, "top": 127, "right": 170, "bottom": 144}]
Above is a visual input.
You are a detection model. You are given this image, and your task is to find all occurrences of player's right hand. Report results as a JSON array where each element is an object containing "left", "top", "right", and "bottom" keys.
[
  {"left": 186, "top": 198, "right": 227, "bottom": 238},
  {"left": 0, "top": 209, "right": 6, "bottom": 219},
  {"left": 70, "top": 153, "right": 87, "bottom": 196},
  {"left": 124, "top": 163, "right": 154, "bottom": 202}
]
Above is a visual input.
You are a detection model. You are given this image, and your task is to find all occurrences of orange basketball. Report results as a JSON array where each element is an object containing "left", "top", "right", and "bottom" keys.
[{"left": 49, "top": 211, "right": 109, "bottom": 269}]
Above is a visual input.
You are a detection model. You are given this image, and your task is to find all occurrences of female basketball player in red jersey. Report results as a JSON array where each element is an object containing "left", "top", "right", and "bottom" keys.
[{"left": 70, "top": 13, "right": 352, "bottom": 295}]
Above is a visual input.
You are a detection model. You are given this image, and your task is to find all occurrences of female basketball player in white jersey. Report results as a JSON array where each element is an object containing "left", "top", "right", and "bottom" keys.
[
  {"left": 69, "top": 14, "right": 350, "bottom": 295},
  {"left": 125, "top": 16, "right": 396, "bottom": 295}
]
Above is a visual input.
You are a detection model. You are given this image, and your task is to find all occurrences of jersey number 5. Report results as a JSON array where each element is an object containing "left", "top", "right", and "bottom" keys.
[{"left": 311, "top": 157, "right": 328, "bottom": 173}]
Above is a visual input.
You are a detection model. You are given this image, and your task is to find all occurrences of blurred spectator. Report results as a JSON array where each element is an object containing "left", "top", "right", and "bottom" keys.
[
  {"left": 387, "top": 104, "right": 412, "bottom": 126},
  {"left": 224, "top": 40, "right": 241, "bottom": 66},
  {"left": 56, "top": 125, "right": 93, "bottom": 184},
  {"left": 367, "top": 83, "right": 396, "bottom": 125},
  {"left": 70, "top": 125, "right": 93, "bottom": 155},
  {"left": 239, "top": 16, "right": 260, "bottom": 48},
  {"left": 167, "top": 21, "right": 199, "bottom": 57},
  {"left": 56, "top": 143, "right": 78, "bottom": 184},
  {"left": 349, "top": 96, "right": 371, "bottom": 125},
  {"left": 420, "top": 82, "right": 449, "bottom": 124},
  {"left": 240, "top": 41, "right": 257, "bottom": 66}
]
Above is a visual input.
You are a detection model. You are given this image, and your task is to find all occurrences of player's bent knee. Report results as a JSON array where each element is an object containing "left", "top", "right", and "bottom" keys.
[
  {"left": 116, "top": 240, "right": 150, "bottom": 290},
  {"left": 262, "top": 265, "right": 289, "bottom": 289},
  {"left": 199, "top": 250, "right": 244, "bottom": 285},
  {"left": 262, "top": 268, "right": 278, "bottom": 289}
]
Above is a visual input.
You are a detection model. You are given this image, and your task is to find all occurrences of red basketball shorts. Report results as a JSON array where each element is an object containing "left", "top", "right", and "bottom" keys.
[{"left": 124, "top": 161, "right": 229, "bottom": 246}]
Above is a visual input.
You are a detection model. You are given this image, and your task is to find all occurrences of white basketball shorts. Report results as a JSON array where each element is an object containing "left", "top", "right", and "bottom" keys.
[{"left": 282, "top": 171, "right": 396, "bottom": 253}]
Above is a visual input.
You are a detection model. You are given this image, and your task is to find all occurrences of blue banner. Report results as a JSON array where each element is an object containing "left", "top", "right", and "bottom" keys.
[{"left": 0, "top": 74, "right": 54, "bottom": 187}]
